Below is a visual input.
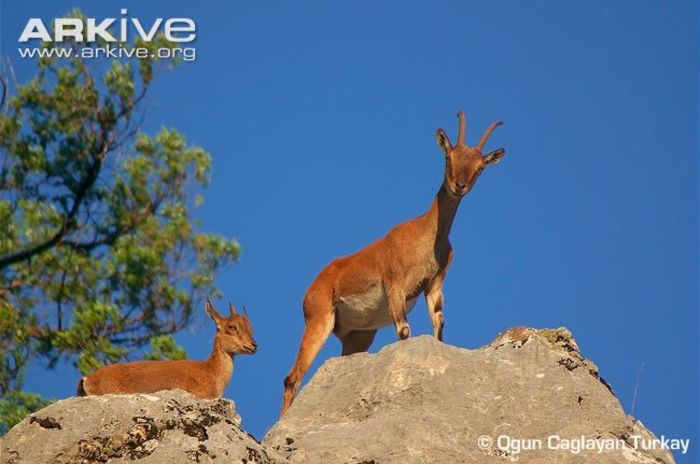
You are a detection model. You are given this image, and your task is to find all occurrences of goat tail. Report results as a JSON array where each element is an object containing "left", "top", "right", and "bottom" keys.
[{"left": 76, "top": 377, "right": 88, "bottom": 396}]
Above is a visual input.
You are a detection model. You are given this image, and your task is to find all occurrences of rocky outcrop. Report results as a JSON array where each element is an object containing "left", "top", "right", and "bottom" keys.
[
  {"left": 0, "top": 390, "right": 284, "bottom": 464},
  {"left": 264, "top": 328, "right": 675, "bottom": 464},
  {"left": 0, "top": 328, "right": 676, "bottom": 464}
]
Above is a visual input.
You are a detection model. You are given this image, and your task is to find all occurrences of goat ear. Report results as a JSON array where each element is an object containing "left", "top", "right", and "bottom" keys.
[
  {"left": 483, "top": 148, "right": 505, "bottom": 166},
  {"left": 205, "top": 298, "right": 223, "bottom": 323},
  {"left": 435, "top": 129, "right": 452, "bottom": 154}
]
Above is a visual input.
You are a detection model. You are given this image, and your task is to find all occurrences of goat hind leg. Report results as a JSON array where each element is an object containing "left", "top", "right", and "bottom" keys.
[
  {"left": 341, "top": 329, "right": 377, "bottom": 356},
  {"left": 281, "top": 296, "right": 335, "bottom": 416}
]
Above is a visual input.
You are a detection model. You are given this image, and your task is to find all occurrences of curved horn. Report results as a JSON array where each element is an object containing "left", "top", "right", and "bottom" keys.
[
  {"left": 456, "top": 110, "right": 466, "bottom": 146},
  {"left": 242, "top": 305, "right": 249, "bottom": 317},
  {"left": 476, "top": 120, "right": 503, "bottom": 151},
  {"left": 228, "top": 302, "right": 238, "bottom": 316}
]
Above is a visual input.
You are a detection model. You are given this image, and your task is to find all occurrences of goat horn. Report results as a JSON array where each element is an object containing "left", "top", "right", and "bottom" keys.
[
  {"left": 242, "top": 305, "right": 249, "bottom": 317},
  {"left": 228, "top": 302, "right": 238, "bottom": 316},
  {"left": 456, "top": 110, "right": 466, "bottom": 146},
  {"left": 476, "top": 120, "right": 503, "bottom": 151}
]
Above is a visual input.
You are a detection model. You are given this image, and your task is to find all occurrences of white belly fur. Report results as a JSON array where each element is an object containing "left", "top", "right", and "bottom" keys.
[{"left": 336, "top": 284, "right": 419, "bottom": 331}]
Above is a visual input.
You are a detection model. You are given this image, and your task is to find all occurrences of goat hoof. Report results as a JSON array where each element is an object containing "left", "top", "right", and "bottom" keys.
[{"left": 399, "top": 325, "right": 410, "bottom": 340}]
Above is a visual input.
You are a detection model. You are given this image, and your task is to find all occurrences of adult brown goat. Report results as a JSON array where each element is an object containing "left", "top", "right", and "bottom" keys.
[{"left": 281, "top": 111, "right": 506, "bottom": 415}]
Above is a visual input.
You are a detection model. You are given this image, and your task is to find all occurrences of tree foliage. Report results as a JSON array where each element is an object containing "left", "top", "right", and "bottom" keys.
[{"left": 0, "top": 11, "right": 239, "bottom": 433}]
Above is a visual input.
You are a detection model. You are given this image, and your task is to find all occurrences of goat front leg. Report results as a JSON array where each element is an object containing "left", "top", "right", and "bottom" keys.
[
  {"left": 387, "top": 285, "right": 410, "bottom": 340},
  {"left": 424, "top": 278, "right": 445, "bottom": 341}
]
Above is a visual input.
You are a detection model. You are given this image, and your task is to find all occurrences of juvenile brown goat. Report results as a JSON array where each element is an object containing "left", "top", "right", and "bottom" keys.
[{"left": 77, "top": 299, "right": 257, "bottom": 399}]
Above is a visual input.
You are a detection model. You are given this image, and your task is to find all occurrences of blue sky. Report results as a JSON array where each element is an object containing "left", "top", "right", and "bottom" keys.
[{"left": 3, "top": 1, "right": 698, "bottom": 461}]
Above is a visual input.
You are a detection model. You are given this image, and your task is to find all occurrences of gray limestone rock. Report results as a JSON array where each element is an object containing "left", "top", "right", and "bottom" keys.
[
  {"left": 0, "top": 389, "right": 284, "bottom": 464},
  {"left": 1, "top": 328, "right": 677, "bottom": 464},
  {"left": 264, "top": 328, "right": 675, "bottom": 464}
]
